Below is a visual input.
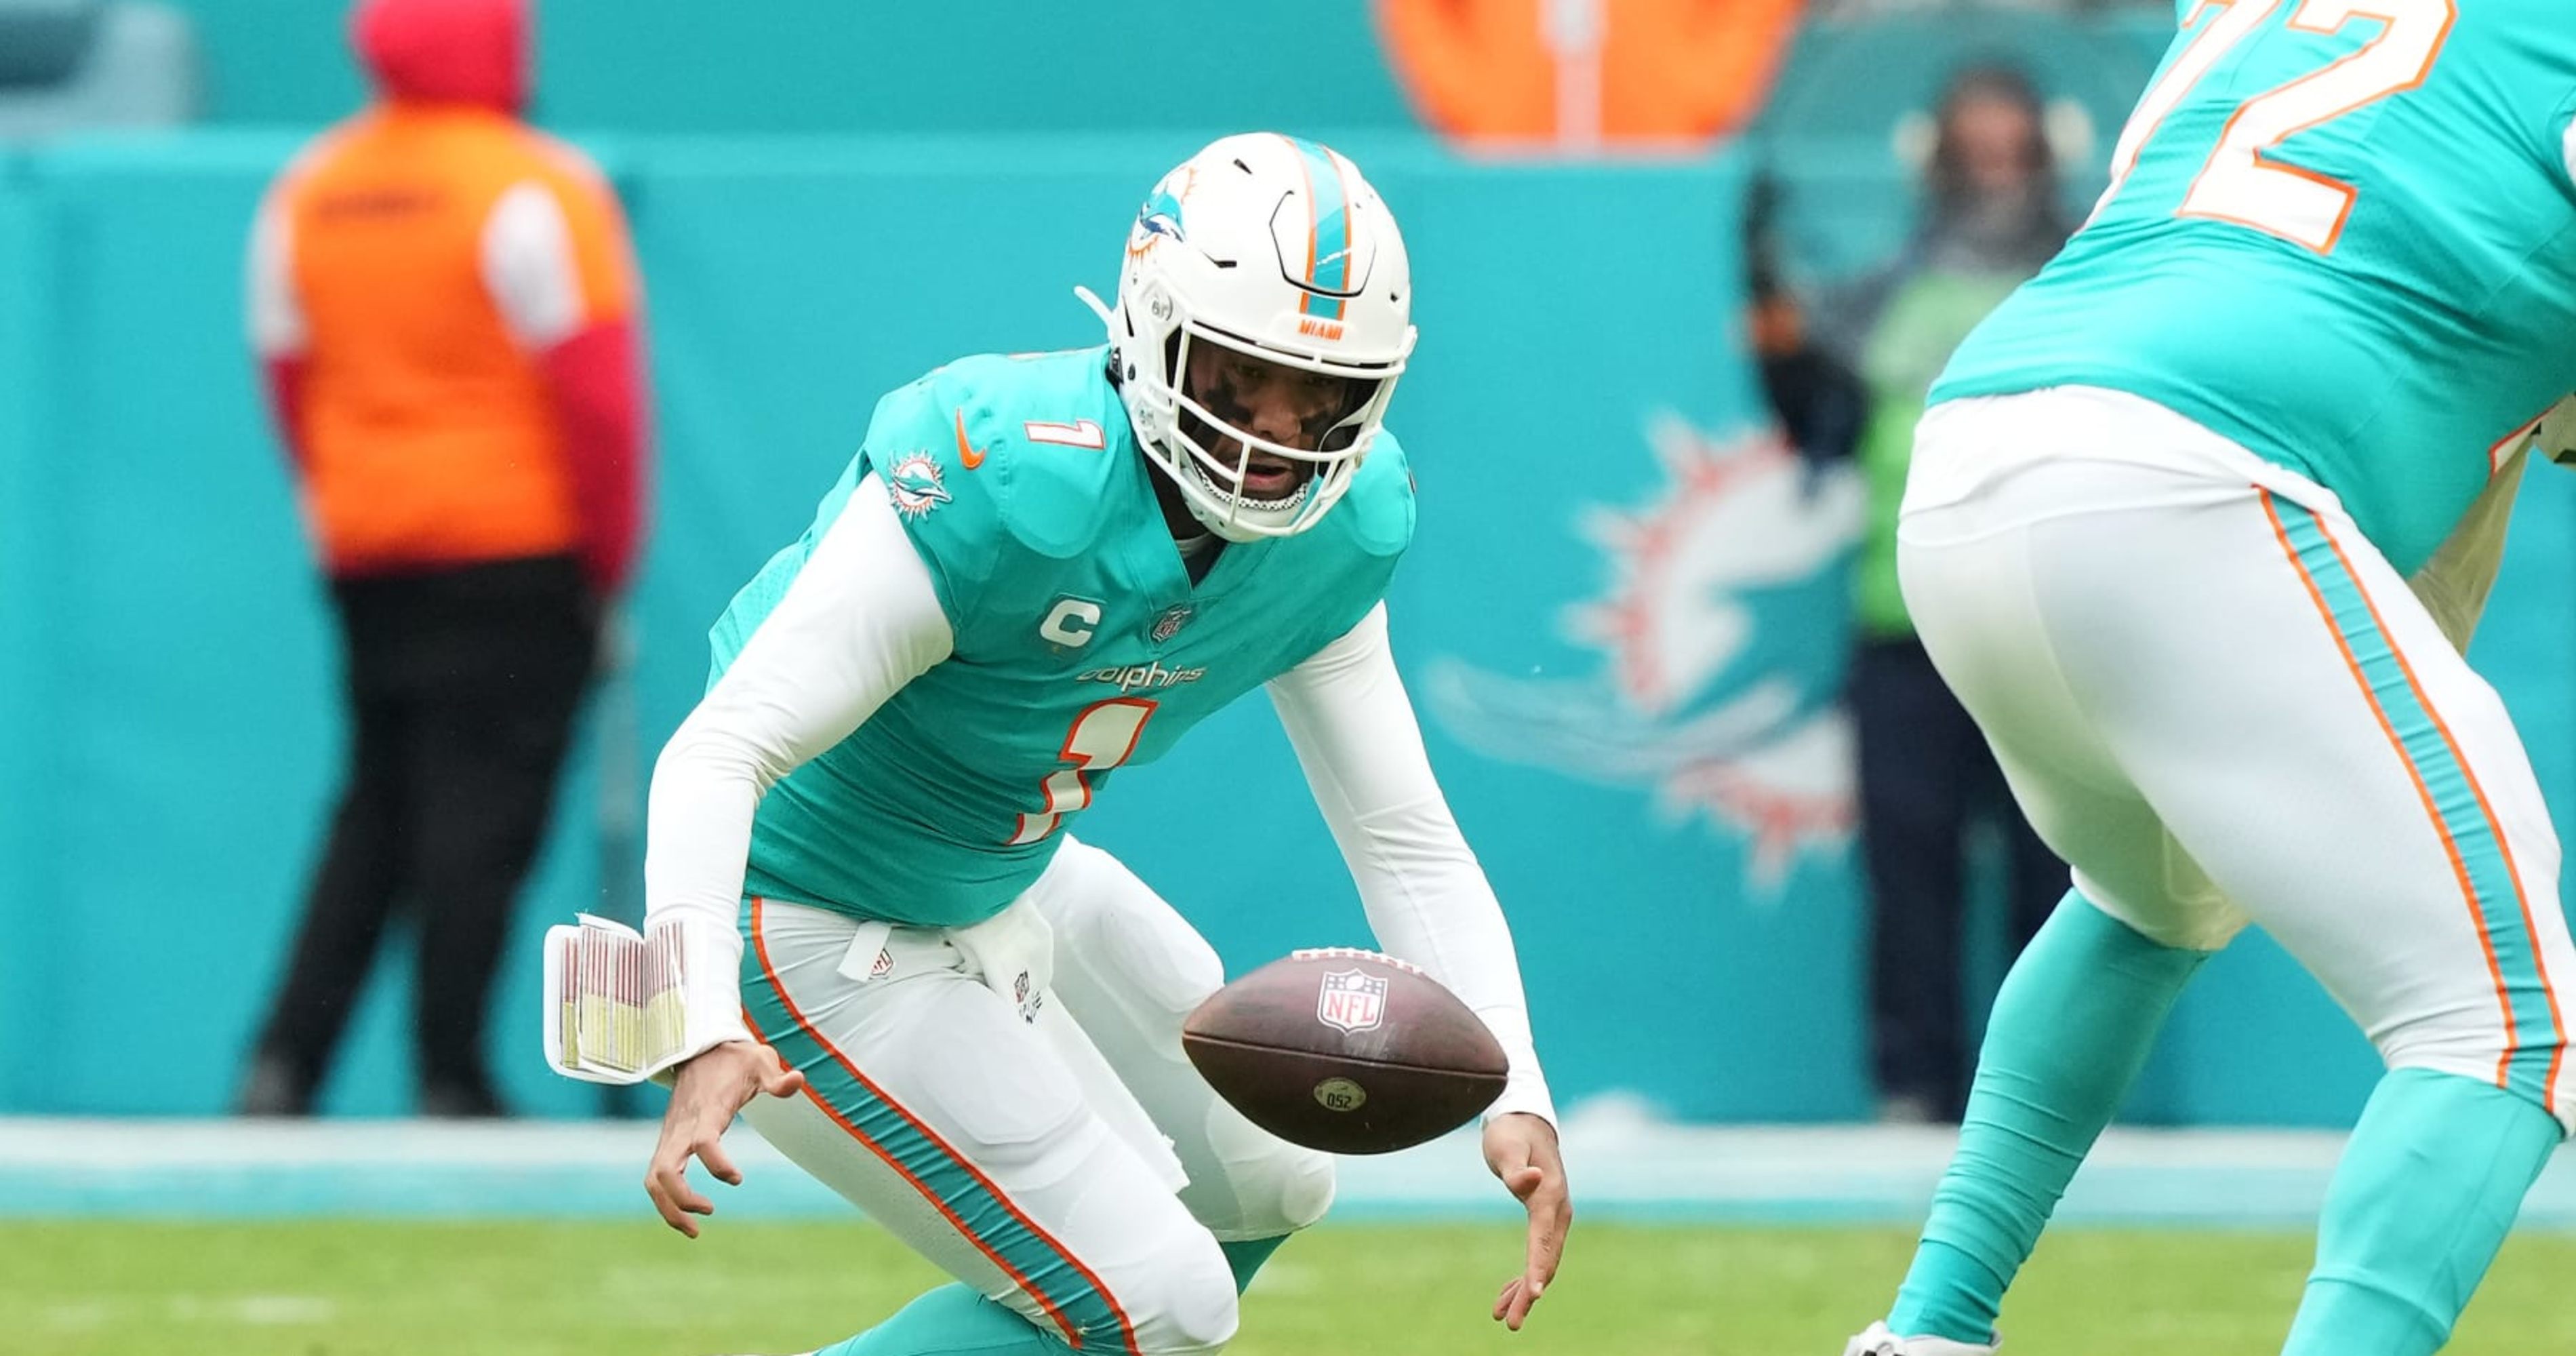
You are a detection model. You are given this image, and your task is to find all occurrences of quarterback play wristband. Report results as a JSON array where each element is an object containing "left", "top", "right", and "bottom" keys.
[{"left": 542, "top": 913, "right": 751, "bottom": 1085}]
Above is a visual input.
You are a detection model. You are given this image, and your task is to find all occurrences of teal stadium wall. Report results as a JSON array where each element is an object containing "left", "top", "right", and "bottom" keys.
[
  {"left": 157, "top": 0, "right": 1422, "bottom": 133},
  {"left": 7, "top": 6, "right": 2573, "bottom": 1128}
]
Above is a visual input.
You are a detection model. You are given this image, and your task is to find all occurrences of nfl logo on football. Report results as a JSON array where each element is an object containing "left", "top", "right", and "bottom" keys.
[{"left": 1315, "top": 968, "right": 1388, "bottom": 1034}]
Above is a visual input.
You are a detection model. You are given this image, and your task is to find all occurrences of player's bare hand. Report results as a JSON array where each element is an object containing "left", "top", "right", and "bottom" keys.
[
  {"left": 645, "top": 1039, "right": 805, "bottom": 1238},
  {"left": 1483, "top": 1112, "right": 1571, "bottom": 1330}
]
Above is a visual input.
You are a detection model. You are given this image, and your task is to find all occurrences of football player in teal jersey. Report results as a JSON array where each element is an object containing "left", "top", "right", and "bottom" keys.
[
  {"left": 1845, "top": 4, "right": 2576, "bottom": 1354},
  {"left": 625, "top": 135, "right": 1567, "bottom": 1356}
]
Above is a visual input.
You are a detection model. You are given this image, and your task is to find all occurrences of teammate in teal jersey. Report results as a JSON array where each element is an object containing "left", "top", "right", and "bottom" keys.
[
  {"left": 1845, "top": 5, "right": 2576, "bottom": 1355},
  {"left": 623, "top": 135, "right": 1569, "bottom": 1356}
]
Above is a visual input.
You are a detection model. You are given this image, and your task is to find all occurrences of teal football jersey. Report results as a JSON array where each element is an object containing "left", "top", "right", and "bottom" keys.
[
  {"left": 1933, "top": 0, "right": 2576, "bottom": 572},
  {"left": 706, "top": 346, "right": 1413, "bottom": 927}
]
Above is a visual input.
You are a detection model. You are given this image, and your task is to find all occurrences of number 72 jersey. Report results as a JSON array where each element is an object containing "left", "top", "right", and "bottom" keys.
[
  {"left": 1932, "top": 0, "right": 2576, "bottom": 575},
  {"left": 704, "top": 346, "right": 1414, "bottom": 930}
]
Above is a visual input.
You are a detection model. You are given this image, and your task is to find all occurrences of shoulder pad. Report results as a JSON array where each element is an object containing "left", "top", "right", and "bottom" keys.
[
  {"left": 1331, "top": 428, "right": 1417, "bottom": 559},
  {"left": 914, "top": 348, "right": 1133, "bottom": 561}
]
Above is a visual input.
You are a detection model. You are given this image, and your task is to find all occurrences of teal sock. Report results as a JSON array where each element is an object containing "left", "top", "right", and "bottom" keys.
[
  {"left": 818, "top": 1283, "right": 1069, "bottom": 1355},
  {"left": 1886, "top": 896, "right": 2209, "bottom": 1343},
  {"left": 2281, "top": 1067, "right": 2559, "bottom": 1356},
  {"left": 1220, "top": 1235, "right": 1291, "bottom": 1293},
  {"left": 816, "top": 1238, "right": 1278, "bottom": 1354}
]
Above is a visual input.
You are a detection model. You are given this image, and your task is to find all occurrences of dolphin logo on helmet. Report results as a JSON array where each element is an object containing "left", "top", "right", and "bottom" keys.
[{"left": 1127, "top": 167, "right": 1192, "bottom": 259}]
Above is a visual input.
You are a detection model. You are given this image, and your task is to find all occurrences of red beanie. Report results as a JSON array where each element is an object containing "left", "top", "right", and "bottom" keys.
[{"left": 351, "top": 0, "right": 527, "bottom": 115}]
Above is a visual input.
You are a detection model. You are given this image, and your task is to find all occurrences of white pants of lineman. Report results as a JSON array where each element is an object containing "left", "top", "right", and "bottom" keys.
[
  {"left": 737, "top": 838, "right": 1334, "bottom": 1355},
  {"left": 1900, "top": 386, "right": 2576, "bottom": 1129}
]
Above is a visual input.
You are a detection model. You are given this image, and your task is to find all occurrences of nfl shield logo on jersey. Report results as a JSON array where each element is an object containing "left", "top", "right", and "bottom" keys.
[
  {"left": 1149, "top": 603, "right": 1196, "bottom": 643},
  {"left": 1315, "top": 969, "right": 1388, "bottom": 1034}
]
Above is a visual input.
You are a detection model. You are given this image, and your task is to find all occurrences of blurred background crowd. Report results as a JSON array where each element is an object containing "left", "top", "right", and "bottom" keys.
[{"left": 16, "top": 0, "right": 2562, "bottom": 1136}]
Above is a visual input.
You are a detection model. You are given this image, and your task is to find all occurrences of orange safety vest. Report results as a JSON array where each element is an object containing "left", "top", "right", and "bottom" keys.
[
  {"left": 266, "top": 106, "right": 634, "bottom": 576},
  {"left": 1376, "top": 0, "right": 1807, "bottom": 150}
]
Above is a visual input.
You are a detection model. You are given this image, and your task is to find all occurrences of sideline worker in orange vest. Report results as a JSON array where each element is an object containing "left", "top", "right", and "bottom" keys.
[
  {"left": 1376, "top": 0, "right": 1806, "bottom": 151},
  {"left": 239, "top": 0, "right": 649, "bottom": 1117}
]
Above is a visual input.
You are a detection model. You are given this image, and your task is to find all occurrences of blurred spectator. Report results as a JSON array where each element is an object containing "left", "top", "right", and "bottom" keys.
[
  {"left": 1810, "top": 0, "right": 2167, "bottom": 14},
  {"left": 236, "top": 0, "right": 649, "bottom": 1118},
  {"left": 1838, "top": 63, "right": 2070, "bottom": 1125},
  {"left": 1376, "top": 0, "right": 1805, "bottom": 151},
  {"left": 1743, "top": 171, "right": 1868, "bottom": 484},
  {"left": 0, "top": 0, "right": 201, "bottom": 136}
]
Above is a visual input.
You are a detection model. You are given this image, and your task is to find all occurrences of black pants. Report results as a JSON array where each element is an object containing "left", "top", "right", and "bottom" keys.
[
  {"left": 250, "top": 555, "right": 596, "bottom": 1102},
  {"left": 1852, "top": 636, "right": 2066, "bottom": 1119}
]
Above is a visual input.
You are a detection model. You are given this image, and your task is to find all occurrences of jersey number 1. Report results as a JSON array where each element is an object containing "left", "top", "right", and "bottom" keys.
[
  {"left": 1006, "top": 698, "right": 1157, "bottom": 845},
  {"left": 2093, "top": 0, "right": 2456, "bottom": 254}
]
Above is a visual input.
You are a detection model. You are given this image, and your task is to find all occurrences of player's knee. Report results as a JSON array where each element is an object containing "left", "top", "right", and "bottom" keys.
[
  {"left": 1119, "top": 1229, "right": 1240, "bottom": 1355},
  {"left": 2377, "top": 1022, "right": 2575, "bottom": 1132},
  {"left": 1237, "top": 1142, "right": 1336, "bottom": 1235},
  {"left": 1180, "top": 1111, "right": 1337, "bottom": 1238},
  {"left": 2072, "top": 874, "right": 2247, "bottom": 953}
]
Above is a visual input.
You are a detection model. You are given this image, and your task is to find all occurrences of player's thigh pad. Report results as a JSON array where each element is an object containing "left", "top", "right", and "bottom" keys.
[
  {"left": 1902, "top": 532, "right": 2246, "bottom": 952},
  {"left": 739, "top": 897, "right": 1239, "bottom": 1354},
  {"left": 1906, "top": 391, "right": 2576, "bottom": 1129},
  {"left": 1026, "top": 839, "right": 1337, "bottom": 1240}
]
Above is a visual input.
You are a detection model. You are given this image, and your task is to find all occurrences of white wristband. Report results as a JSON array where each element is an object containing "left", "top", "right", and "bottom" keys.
[{"left": 542, "top": 912, "right": 752, "bottom": 1085}]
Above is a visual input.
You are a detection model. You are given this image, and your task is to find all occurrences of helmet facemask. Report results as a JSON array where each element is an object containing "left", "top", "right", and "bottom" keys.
[{"left": 1151, "top": 322, "right": 1398, "bottom": 540}]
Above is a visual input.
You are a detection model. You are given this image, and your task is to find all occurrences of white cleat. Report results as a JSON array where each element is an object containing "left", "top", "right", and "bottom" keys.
[{"left": 1843, "top": 1320, "right": 1998, "bottom": 1355}]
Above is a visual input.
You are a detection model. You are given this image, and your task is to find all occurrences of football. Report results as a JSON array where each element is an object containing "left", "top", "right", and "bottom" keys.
[{"left": 1182, "top": 948, "right": 1508, "bottom": 1155}]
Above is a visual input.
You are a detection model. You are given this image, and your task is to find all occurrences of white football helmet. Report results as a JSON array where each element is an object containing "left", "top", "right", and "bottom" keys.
[{"left": 1078, "top": 133, "right": 1417, "bottom": 541}]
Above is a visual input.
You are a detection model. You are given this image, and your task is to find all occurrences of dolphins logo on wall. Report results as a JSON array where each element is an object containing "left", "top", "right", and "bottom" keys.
[{"left": 1428, "top": 414, "right": 1865, "bottom": 888}]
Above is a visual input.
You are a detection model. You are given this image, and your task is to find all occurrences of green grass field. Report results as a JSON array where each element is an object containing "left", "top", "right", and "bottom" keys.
[{"left": 13, "top": 1220, "right": 2576, "bottom": 1355}]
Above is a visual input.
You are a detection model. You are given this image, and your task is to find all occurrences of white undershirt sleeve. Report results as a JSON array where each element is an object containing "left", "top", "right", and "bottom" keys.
[
  {"left": 2558, "top": 100, "right": 2576, "bottom": 193},
  {"left": 1268, "top": 603, "right": 1557, "bottom": 1126},
  {"left": 480, "top": 180, "right": 585, "bottom": 352},
  {"left": 644, "top": 476, "right": 954, "bottom": 1056},
  {"left": 245, "top": 191, "right": 305, "bottom": 358}
]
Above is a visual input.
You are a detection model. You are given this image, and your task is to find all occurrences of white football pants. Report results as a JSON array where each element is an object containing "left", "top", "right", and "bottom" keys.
[
  {"left": 1900, "top": 386, "right": 2576, "bottom": 1130},
  {"left": 738, "top": 837, "right": 1335, "bottom": 1355}
]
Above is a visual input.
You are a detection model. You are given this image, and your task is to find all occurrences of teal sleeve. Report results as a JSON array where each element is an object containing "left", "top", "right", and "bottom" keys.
[
  {"left": 853, "top": 378, "right": 1007, "bottom": 630},
  {"left": 2550, "top": 85, "right": 2576, "bottom": 193}
]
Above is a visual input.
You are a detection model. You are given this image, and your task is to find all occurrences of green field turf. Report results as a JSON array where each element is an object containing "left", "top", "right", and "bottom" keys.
[{"left": 13, "top": 1219, "right": 2576, "bottom": 1355}]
